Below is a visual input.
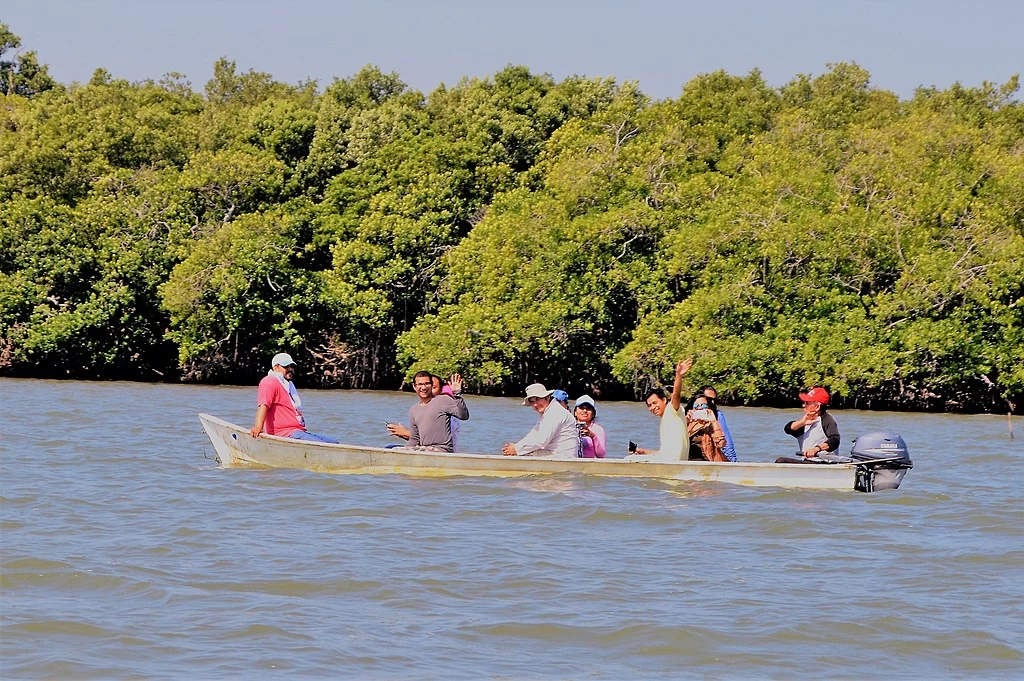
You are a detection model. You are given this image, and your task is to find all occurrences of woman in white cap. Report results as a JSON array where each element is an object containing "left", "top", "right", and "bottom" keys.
[{"left": 574, "top": 395, "right": 606, "bottom": 458}]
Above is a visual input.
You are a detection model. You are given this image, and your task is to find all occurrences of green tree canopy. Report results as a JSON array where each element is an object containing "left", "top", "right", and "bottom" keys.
[{"left": 0, "top": 37, "right": 1020, "bottom": 412}]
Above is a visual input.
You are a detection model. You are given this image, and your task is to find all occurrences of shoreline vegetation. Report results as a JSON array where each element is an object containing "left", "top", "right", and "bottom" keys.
[{"left": 1, "top": 24, "right": 1021, "bottom": 414}]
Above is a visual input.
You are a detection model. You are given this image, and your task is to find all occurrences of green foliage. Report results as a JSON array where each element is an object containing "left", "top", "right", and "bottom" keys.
[
  {"left": 308, "top": 67, "right": 624, "bottom": 387},
  {"left": 610, "top": 72, "right": 1024, "bottom": 409},
  {"left": 0, "top": 23, "right": 57, "bottom": 97},
  {"left": 299, "top": 65, "right": 410, "bottom": 192},
  {"left": 160, "top": 205, "right": 332, "bottom": 382},
  {"left": 0, "top": 189, "right": 182, "bottom": 378},
  {"left": 0, "top": 75, "right": 205, "bottom": 203},
  {"left": 0, "top": 40, "right": 1020, "bottom": 411}
]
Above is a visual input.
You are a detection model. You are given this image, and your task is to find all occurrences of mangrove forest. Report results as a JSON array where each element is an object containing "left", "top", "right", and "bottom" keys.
[{"left": 1, "top": 23, "right": 1022, "bottom": 412}]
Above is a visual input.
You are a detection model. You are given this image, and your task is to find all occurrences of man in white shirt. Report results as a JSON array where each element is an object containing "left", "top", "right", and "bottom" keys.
[
  {"left": 630, "top": 358, "right": 692, "bottom": 462},
  {"left": 502, "top": 383, "right": 580, "bottom": 458}
]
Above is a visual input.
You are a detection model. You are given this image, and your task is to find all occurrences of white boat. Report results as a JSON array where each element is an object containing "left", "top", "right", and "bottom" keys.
[{"left": 198, "top": 414, "right": 912, "bottom": 492}]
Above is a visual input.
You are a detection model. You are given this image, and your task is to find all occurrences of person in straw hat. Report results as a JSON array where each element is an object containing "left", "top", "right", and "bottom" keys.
[{"left": 501, "top": 383, "right": 580, "bottom": 458}]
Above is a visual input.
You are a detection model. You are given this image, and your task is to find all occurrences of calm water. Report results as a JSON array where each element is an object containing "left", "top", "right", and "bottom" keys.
[{"left": 2, "top": 378, "right": 1022, "bottom": 679}]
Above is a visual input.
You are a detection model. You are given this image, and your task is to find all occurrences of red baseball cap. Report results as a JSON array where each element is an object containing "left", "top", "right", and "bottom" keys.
[{"left": 799, "top": 387, "right": 830, "bottom": 404}]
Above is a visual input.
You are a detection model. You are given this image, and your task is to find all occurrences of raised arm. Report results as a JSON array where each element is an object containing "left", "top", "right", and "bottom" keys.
[
  {"left": 670, "top": 358, "right": 693, "bottom": 412},
  {"left": 447, "top": 373, "right": 469, "bottom": 420}
]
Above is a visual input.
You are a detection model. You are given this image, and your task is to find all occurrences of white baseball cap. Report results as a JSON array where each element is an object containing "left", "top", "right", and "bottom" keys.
[
  {"left": 522, "top": 383, "right": 554, "bottom": 404},
  {"left": 271, "top": 352, "right": 296, "bottom": 368},
  {"left": 574, "top": 394, "right": 596, "bottom": 409}
]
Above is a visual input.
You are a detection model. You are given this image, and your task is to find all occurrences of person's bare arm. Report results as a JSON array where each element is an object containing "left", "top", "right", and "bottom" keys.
[
  {"left": 250, "top": 404, "right": 268, "bottom": 438},
  {"left": 670, "top": 357, "right": 693, "bottom": 412}
]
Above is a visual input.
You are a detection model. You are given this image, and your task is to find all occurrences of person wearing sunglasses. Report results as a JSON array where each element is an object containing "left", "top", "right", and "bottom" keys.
[
  {"left": 700, "top": 385, "right": 737, "bottom": 461},
  {"left": 784, "top": 386, "right": 840, "bottom": 458},
  {"left": 683, "top": 393, "right": 730, "bottom": 462}
]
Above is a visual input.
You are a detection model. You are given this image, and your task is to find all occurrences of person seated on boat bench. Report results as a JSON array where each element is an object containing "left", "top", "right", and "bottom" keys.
[
  {"left": 250, "top": 353, "right": 339, "bottom": 443},
  {"left": 574, "top": 394, "right": 607, "bottom": 458},
  {"left": 405, "top": 371, "right": 469, "bottom": 453},
  {"left": 439, "top": 382, "right": 463, "bottom": 451},
  {"left": 502, "top": 383, "right": 580, "bottom": 458},
  {"left": 552, "top": 389, "right": 570, "bottom": 411},
  {"left": 700, "top": 385, "right": 737, "bottom": 461},
  {"left": 780, "top": 386, "right": 840, "bottom": 462},
  {"left": 387, "top": 374, "right": 461, "bottom": 448},
  {"left": 684, "top": 392, "right": 730, "bottom": 462},
  {"left": 626, "top": 358, "right": 692, "bottom": 461}
]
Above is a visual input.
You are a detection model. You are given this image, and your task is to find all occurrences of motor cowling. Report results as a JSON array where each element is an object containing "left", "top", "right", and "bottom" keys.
[
  {"left": 850, "top": 431, "right": 913, "bottom": 492},
  {"left": 850, "top": 431, "right": 911, "bottom": 464}
]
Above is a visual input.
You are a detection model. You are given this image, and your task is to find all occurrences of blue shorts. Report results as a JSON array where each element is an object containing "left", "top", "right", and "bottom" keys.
[{"left": 288, "top": 430, "right": 339, "bottom": 444}]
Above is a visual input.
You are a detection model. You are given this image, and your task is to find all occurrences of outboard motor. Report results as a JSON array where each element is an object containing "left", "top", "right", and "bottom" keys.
[{"left": 850, "top": 431, "right": 913, "bottom": 492}]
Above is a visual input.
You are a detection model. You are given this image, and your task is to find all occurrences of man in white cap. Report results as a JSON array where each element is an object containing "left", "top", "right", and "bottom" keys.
[
  {"left": 502, "top": 383, "right": 580, "bottom": 458},
  {"left": 250, "top": 352, "right": 338, "bottom": 442}
]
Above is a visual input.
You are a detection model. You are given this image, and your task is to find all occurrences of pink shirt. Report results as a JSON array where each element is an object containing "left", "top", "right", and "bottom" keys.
[
  {"left": 580, "top": 422, "right": 607, "bottom": 458},
  {"left": 256, "top": 375, "right": 305, "bottom": 437}
]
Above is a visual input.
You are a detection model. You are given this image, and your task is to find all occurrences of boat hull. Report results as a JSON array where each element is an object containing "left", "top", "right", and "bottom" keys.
[{"left": 199, "top": 413, "right": 864, "bottom": 491}]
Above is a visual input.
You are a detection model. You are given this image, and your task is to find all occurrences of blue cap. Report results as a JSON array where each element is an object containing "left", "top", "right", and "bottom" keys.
[{"left": 552, "top": 389, "right": 569, "bottom": 402}]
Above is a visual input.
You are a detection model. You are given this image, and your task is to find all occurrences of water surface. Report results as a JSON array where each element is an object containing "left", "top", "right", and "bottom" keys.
[{"left": 2, "top": 379, "right": 1022, "bottom": 679}]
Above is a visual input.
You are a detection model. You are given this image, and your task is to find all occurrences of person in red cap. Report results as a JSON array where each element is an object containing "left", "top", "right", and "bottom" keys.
[{"left": 784, "top": 386, "right": 840, "bottom": 458}]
